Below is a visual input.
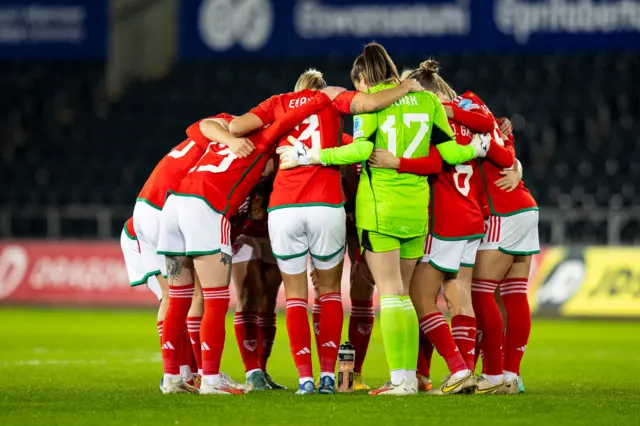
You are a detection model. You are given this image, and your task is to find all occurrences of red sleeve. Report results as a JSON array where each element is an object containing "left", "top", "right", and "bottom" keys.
[
  {"left": 254, "top": 92, "right": 332, "bottom": 147},
  {"left": 449, "top": 104, "right": 494, "bottom": 133},
  {"left": 397, "top": 144, "right": 442, "bottom": 176},
  {"left": 185, "top": 113, "right": 233, "bottom": 144},
  {"left": 249, "top": 96, "right": 278, "bottom": 124},
  {"left": 332, "top": 91, "right": 358, "bottom": 115},
  {"left": 486, "top": 133, "right": 516, "bottom": 168},
  {"left": 341, "top": 134, "right": 354, "bottom": 146}
]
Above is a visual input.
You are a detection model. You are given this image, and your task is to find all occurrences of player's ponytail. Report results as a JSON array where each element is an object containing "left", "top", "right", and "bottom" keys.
[
  {"left": 404, "top": 58, "right": 457, "bottom": 102},
  {"left": 350, "top": 42, "right": 400, "bottom": 88},
  {"left": 295, "top": 69, "right": 327, "bottom": 92}
]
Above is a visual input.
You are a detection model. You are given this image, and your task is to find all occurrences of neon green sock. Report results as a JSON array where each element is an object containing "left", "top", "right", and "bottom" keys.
[
  {"left": 400, "top": 295, "right": 419, "bottom": 374},
  {"left": 379, "top": 295, "right": 406, "bottom": 383}
]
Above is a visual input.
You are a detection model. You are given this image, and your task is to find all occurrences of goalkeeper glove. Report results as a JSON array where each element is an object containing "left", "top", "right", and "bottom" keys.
[
  {"left": 471, "top": 133, "right": 490, "bottom": 158},
  {"left": 276, "top": 136, "right": 321, "bottom": 170}
]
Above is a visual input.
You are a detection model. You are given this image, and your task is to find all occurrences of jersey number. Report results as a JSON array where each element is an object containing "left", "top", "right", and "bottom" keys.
[
  {"left": 295, "top": 114, "right": 321, "bottom": 150},
  {"left": 380, "top": 114, "right": 430, "bottom": 158},
  {"left": 194, "top": 146, "right": 237, "bottom": 174},
  {"left": 454, "top": 164, "right": 473, "bottom": 196},
  {"left": 168, "top": 141, "right": 196, "bottom": 158}
]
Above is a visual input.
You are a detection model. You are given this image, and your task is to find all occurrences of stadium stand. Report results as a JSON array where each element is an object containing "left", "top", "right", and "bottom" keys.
[{"left": 2, "top": 53, "right": 639, "bottom": 240}]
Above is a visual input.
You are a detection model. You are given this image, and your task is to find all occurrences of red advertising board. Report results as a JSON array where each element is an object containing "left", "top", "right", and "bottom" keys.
[
  {"left": 0, "top": 242, "right": 157, "bottom": 306},
  {"left": 1, "top": 241, "right": 544, "bottom": 310}
]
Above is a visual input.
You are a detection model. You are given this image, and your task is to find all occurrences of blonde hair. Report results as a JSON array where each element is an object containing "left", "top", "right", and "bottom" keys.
[
  {"left": 294, "top": 69, "right": 327, "bottom": 92},
  {"left": 404, "top": 59, "right": 456, "bottom": 102},
  {"left": 350, "top": 42, "right": 400, "bottom": 87}
]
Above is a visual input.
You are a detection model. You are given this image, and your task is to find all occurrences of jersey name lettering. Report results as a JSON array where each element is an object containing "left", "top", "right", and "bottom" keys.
[
  {"left": 288, "top": 96, "right": 312, "bottom": 109},
  {"left": 393, "top": 95, "right": 418, "bottom": 107}
]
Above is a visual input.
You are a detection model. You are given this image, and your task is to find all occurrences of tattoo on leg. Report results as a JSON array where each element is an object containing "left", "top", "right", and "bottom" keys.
[
  {"left": 220, "top": 253, "right": 232, "bottom": 286},
  {"left": 166, "top": 256, "right": 185, "bottom": 283}
]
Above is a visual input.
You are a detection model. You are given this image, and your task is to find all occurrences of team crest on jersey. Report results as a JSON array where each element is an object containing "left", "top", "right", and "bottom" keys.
[
  {"left": 357, "top": 324, "right": 373, "bottom": 335},
  {"left": 244, "top": 340, "right": 257, "bottom": 352}
]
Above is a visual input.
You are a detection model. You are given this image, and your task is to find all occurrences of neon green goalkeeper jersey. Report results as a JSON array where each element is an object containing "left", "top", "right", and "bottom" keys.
[{"left": 320, "top": 82, "right": 476, "bottom": 238}]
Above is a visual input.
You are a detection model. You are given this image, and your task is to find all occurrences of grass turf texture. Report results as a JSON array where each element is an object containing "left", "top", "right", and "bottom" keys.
[{"left": 0, "top": 308, "right": 638, "bottom": 425}]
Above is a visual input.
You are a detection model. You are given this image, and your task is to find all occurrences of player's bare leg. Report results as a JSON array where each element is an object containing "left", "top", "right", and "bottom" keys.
[
  {"left": 365, "top": 250, "right": 409, "bottom": 395},
  {"left": 258, "top": 261, "right": 285, "bottom": 389},
  {"left": 314, "top": 260, "right": 345, "bottom": 394},
  {"left": 160, "top": 256, "right": 198, "bottom": 394},
  {"left": 472, "top": 249, "right": 514, "bottom": 392},
  {"left": 232, "top": 258, "right": 266, "bottom": 390},
  {"left": 410, "top": 263, "right": 474, "bottom": 395},
  {"left": 349, "top": 259, "right": 375, "bottom": 390},
  {"left": 498, "top": 255, "right": 532, "bottom": 394},
  {"left": 282, "top": 270, "right": 315, "bottom": 394},
  {"left": 443, "top": 266, "right": 477, "bottom": 372},
  {"left": 194, "top": 253, "right": 246, "bottom": 395}
]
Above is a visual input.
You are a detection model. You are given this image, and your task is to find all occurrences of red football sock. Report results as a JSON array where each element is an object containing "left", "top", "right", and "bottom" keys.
[
  {"left": 161, "top": 285, "right": 194, "bottom": 375},
  {"left": 472, "top": 279, "right": 503, "bottom": 376},
  {"left": 419, "top": 313, "right": 467, "bottom": 374},
  {"left": 286, "top": 298, "right": 313, "bottom": 379},
  {"left": 200, "top": 287, "right": 230, "bottom": 376},
  {"left": 501, "top": 277, "right": 531, "bottom": 375},
  {"left": 258, "top": 312, "right": 277, "bottom": 371},
  {"left": 157, "top": 321, "right": 163, "bottom": 348},
  {"left": 312, "top": 298, "right": 321, "bottom": 361},
  {"left": 451, "top": 315, "right": 477, "bottom": 371},
  {"left": 181, "top": 325, "right": 197, "bottom": 376},
  {"left": 186, "top": 316, "right": 202, "bottom": 372},
  {"left": 234, "top": 311, "right": 260, "bottom": 373},
  {"left": 417, "top": 334, "right": 433, "bottom": 377},
  {"left": 319, "top": 292, "right": 343, "bottom": 375},
  {"left": 348, "top": 299, "right": 374, "bottom": 374}
]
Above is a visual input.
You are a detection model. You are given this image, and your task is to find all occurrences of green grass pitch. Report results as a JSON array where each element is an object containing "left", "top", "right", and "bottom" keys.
[{"left": 0, "top": 307, "right": 638, "bottom": 426}]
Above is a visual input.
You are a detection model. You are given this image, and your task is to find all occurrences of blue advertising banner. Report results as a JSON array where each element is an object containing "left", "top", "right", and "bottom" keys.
[
  {"left": 0, "top": 1, "right": 107, "bottom": 59},
  {"left": 180, "top": 0, "right": 640, "bottom": 57}
]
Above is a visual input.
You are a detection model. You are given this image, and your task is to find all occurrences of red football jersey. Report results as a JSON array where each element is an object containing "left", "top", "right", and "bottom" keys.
[
  {"left": 430, "top": 120, "right": 485, "bottom": 239},
  {"left": 173, "top": 92, "right": 333, "bottom": 218},
  {"left": 250, "top": 89, "right": 358, "bottom": 210},
  {"left": 136, "top": 113, "right": 234, "bottom": 210},
  {"left": 455, "top": 91, "right": 537, "bottom": 216}
]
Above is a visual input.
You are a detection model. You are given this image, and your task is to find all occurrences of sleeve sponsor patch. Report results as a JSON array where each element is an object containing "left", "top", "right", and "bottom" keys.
[
  {"left": 457, "top": 98, "right": 479, "bottom": 111},
  {"left": 354, "top": 116, "right": 362, "bottom": 131}
]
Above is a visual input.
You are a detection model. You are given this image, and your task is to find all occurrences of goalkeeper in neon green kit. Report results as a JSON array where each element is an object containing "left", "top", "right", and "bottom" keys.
[{"left": 277, "top": 43, "right": 489, "bottom": 395}]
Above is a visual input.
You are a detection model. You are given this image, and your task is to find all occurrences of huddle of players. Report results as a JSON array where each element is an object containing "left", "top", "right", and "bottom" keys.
[{"left": 120, "top": 42, "right": 538, "bottom": 396}]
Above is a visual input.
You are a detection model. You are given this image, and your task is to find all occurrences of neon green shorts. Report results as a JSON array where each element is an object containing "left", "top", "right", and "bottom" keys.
[{"left": 357, "top": 228, "right": 425, "bottom": 260}]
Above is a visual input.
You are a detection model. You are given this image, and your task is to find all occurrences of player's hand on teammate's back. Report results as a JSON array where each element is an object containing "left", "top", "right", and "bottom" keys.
[
  {"left": 400, "top": 78, "right": 424, "bottom": 93},
  {"left": 495, "top": 168, "right": 522, "bottom": 192},
  {"left": 368, "top": 149, "right": 400, "bottom": 170},
  {"left": 498, "top": 117, "right": 513, "bottom": 137},
  {"left": 321, "top": 86, "right": 346, "bottom": 100},
  {"left": 226, "top": 137, "right": 255, "bottom": 158},
  {"left": 276, "top": 136, "right": 321, "bottom": 169},
  {"left": 471, "top": 133, "right": 490, "bottom": 158}
]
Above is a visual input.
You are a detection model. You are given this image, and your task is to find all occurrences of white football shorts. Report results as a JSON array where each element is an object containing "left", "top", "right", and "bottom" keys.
[
  {"left": 157, "top": 195, "right": 232, "bottom": 257},
  {"left": 478, "top": 210, "right": 540, "bottom": 255},
  {"left": 268, "top": 206, "right": 346, "bottom": 275},
  {"left": 420, "top": 234, "right": 481, "bottom": 273},
  {"left": 132, "top": 201, "right": 167, "bottom": 277},
  {"left": 119, "top": 227, "right": 162, "bottom": 300}
]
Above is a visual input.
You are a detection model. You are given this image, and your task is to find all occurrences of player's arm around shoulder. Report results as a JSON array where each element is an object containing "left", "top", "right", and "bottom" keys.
[
  {"left": 199, "top": 118, "right": 255, "bottom": 158},
  {"left": 429, "top": 94, "right": 478, "bottom": 165},
  {"left": 349, "top": 79, "right": 423, "bottom": 114}
]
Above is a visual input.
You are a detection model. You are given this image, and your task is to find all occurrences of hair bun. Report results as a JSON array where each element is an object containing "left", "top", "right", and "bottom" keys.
[{"left": 420, "top": 59, "right": 439, "bottom": 74}]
